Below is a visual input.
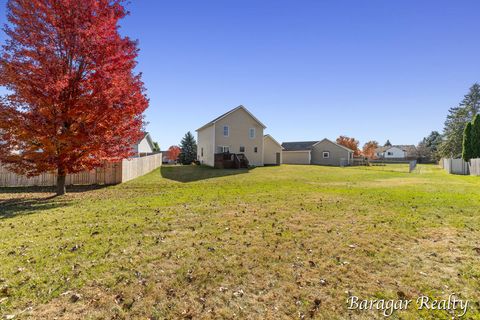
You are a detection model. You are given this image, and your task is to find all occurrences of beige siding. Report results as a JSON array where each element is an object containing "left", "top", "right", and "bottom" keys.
[
  {"left": 214, "top": 108, "right": 264, "bottom": 166},
  {"left": 311, "top": 140, "right": 352, "bottom": 166},
  {"left": 137, "top": 136, "right": 153, "bottom": 154},
  {"left": 197, "top": 125, "right": 215, "bottom": 166},
  {"left": 263, "top": 135, "right": 282, "bottom": 165},
  {"left": 282, "top": 151, "right": 311, "bottom": 164}
]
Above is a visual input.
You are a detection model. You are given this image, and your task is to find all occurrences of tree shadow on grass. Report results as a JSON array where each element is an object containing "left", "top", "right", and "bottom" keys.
[
  {"left": 0, "top": 197, "right": 71, "bottom": 219},
  {"left": 0, "top": 185, "right": 110, "bottom": 219},
  {"left": 0, "top": 184, "right": 110, "bottom": 194},
  {"left": 160, "top": 165, "right": 251, "bottom": 183}
]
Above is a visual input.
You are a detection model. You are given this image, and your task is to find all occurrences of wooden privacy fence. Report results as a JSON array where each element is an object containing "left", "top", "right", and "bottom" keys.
[
  {"left": 0, "top": 153, "right": 162, "bottom": 187},
  {"left": 440, "top": 158, "right": 480, "bottom": 176}
]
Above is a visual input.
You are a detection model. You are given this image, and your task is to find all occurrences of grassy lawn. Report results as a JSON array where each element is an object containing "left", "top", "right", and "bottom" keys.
[{"left": 1, "top": 164, "right": 480, "bottom": 319}]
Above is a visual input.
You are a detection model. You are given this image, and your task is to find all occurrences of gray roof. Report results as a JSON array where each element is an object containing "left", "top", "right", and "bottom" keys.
[{"left": 281, "top": 141, "right": 319, "bottom": 151}]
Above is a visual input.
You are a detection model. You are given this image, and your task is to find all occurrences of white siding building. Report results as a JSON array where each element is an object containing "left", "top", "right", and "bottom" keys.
[
  {"left": 132, "top": 132, "right": 156, "bottom": 157},
  {"left": 375, "top": 145, "right": 417, "bottom": 160}
]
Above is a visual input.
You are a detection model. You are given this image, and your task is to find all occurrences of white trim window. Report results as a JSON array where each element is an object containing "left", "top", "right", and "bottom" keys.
[
  {"left": 323, "top": 151, "right": 330, "bottom": 158},
  {"left": 254, "top": 146, "right": 258, "bottom": 153},
  {"left": 249, "top": 128, "right": 256, "bottom": 139},
  {"left": 223, "top": 125, "right": 229, "bottom": 137},
  {"left": 239, "top": 146, "right": 245, "bottom": 153},
  {"left": 217, "top": 146, "right": 230, "bottom": 153}
]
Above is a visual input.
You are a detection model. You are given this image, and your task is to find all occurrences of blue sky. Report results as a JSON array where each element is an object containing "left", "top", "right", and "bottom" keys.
[{"left": 1, "top": 1, "right": 480, "bottom": 149}]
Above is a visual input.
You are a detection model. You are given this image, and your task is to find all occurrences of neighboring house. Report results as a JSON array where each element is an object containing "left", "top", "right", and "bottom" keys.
[
  {"left": 132, "top": 132, "right": 156, "bottom": 157},
  {"left": 263, "top": 134, "right": 283, "bottom": 165},
  {"left": 196, "top": 105, "right": 266, "bottom": 167},
  {"left": 375, "top": 145, "right": 417, "bottom": 160},
  {"left": 282, "top": 138, "right": 354, "bottom": 166},
  {"left": 311, "top": 138, "right": 354, "bottom": 166},
  {"left": 161, "top": 151, "right": 176, "bottom": 164}
]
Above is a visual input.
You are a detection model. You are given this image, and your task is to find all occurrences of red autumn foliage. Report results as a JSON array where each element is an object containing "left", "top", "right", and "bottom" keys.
[
  {"left": 167, "top": 146, "right": 181, "bottom": 161},
  {"left": 0, "top": 0, "right": 148, "bottom": 194},
  {"left": 362, "top": 140, "right": 379, "bottom": 159},
  {"left": 336, "top": 136, "right": 361, "bottom": 156}
]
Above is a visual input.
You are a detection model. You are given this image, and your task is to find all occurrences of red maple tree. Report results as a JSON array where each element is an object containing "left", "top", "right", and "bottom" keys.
[
  {"left": 0, "top": 0, "right": 148, "bottom": 195},
  {"left": 167, "top": 146, "right": 181, "bottom": 161},
  {"left": 336, "top": 136, "right": 361, "bottom": 156},
  {"left": 362, "top": 140, "right": 379, "bottom": 159}
]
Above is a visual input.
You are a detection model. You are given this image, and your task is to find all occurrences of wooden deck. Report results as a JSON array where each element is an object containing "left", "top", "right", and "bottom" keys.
[{"left": 214, "top": 153, "right": 249, "bottom": 169}]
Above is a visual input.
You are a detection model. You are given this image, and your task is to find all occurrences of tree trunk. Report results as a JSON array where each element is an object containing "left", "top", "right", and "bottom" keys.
[{"left": 56, "top": 171, "right": 66, "bottom": 196}]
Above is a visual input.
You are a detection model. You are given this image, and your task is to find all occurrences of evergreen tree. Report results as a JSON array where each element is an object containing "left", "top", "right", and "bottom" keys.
[
  {"left": 462, "top": 122, "right": 473, "bottom": 161},
  {"left": 423, "top": 131, "right": 442, "bottom": 150},
  {"left": 418, "top": 131, "right": 443, "bottom": 161},
  {"left": 471, "top": 114, "right": 480, "bottom": 159},
  {"left": 179, "top": 131, "right": 197, "bottom": 164},
  {"left": 440, "top": 83, "right": 480, "bottom": 158},
  {"left": 384, "top": 140, "right": 392, "bottom": 147}
]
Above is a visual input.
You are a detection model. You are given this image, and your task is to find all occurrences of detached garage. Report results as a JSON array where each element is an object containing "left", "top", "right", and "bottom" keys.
[
  {"left": 311, "top": 138, "right": 353, "bottom": 166},
  {"left": 282, "top": 151, "right": 311, "bottom": 164},
  {"left": 281, "top": 141, "right": 317, "bottom": 165},
  {"left": 281, "top": 139, "right": 353, "bottom": 166},
  {"left": 263, "top": 134, "right": 283, "bottom": 165}
]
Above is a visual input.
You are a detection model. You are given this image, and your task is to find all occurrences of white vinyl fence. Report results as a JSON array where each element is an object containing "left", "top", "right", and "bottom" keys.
[
  {"left": 121, "top": 153, "right": 163, "bottom": 183},
  {"left": 441, "top": 158, "right": 480, "bottom": 176},
  {"left": 471, "top": 159, "right": 480, "bottom": 176},
  {"left": 442, "top": 158, "right": 469, "bottom": 175},
  {"left": 0, "top": 153, "right": 162, "bottom": 187}
]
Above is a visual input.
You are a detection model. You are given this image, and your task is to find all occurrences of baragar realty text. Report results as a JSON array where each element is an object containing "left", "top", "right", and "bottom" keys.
[{"left": 347, "top": 294, "right": 469, "bottom": 317}]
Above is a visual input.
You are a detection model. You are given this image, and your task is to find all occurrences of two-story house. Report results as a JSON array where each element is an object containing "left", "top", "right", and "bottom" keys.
[{"left": 196, "top": 105, "right": 270, "bottom": 167}]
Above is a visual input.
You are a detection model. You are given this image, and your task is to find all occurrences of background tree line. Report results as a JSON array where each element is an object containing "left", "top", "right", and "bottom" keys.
[
  {"left": 438, "top": 83, "right": 480, "bottom": 159},
  {"left": 164, "top": 131, "right": 198, "bottom": 165}
]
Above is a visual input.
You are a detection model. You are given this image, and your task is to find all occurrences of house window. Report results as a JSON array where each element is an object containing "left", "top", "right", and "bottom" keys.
[
  {"left": 239, "top": 146, "right": 245, "bottom": 152},
  {"left": 249, "top": 128, "right": 256, "bottom": 139},
  {"left": 323, "top": 151, "right": 330, "bottom": 158},
  {"left": 387, "top": 151, "right": 393, "bottom": 156},
  {"left": 217, "top": 146, "right": 230, "bottom": 153},
  {"left": 223, "top": 125, "right": 229, "bottom": 137},
  {"left": 201, "top": 148, "right": 203, "bottom": 157},
  {"left": 254, "top": 146, "right": 258, "bottom": 153}
]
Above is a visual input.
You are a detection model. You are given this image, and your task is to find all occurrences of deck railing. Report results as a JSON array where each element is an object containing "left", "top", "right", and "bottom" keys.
[{"left": 214, "top": 153, "right": 248, "bottom": 169}]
